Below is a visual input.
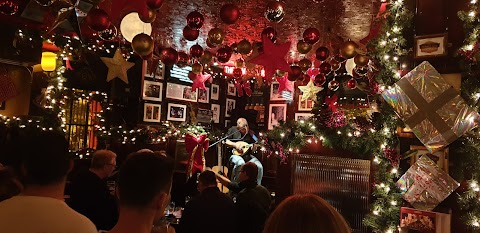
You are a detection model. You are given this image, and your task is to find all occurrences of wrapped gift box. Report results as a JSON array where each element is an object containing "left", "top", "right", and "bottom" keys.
[
  {"left": 400, "top": 207, "right": 451, "bottom": 233},
  {"left": 382, "top": 61, "right": 480, "bottom": 152},
  {"left": 396, "top": 155, "right": 459, "bottom": 211}
]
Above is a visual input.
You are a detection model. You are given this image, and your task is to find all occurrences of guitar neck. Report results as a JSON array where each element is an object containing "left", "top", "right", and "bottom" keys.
[{"left": 217, "top": 143, "right": 222, "bottom": 167}]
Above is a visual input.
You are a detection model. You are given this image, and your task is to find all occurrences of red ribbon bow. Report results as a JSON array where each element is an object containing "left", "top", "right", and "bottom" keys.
[
  {"left": 235, "top": 81, "right": 252, "bottom": 97},
  {"left": 325, "top": 94, "right": 338, "bottom": 112},
  {"left": 185, "top": 133, "right": 209, "bottom": 179}
]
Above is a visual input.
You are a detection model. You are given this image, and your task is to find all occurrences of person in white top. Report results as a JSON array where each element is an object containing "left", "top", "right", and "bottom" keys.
[{"left": 0, "top": 131, "right": 97, "bottom": 233}]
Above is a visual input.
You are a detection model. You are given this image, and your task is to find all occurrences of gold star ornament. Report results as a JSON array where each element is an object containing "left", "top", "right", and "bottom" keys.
[
  {"left": 298, "top": 80, "right": 323, "bottom": 101},
  {"left": 101, "top": 49, "right": 135, "bottom": 84}
]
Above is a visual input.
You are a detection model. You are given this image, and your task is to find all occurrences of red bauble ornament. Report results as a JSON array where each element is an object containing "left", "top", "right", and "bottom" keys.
[
  {"left": 328, "top": 79, "right": 340, "bottom": 91},
  {"left": 233, "top": 67, "right": 243, "bottom": 78},
  {"left": 298, "top": 58, "right": 312, "bottom": 72},
  {"left": 85, "top": 9, "right": 111, "bottom": 31},
  {"left": 188, "top": 71, "right": 197, "bottom": 81},
  {"left": 146, "top": 0, "right": 164, "bottom": 9},
  {"left": 261, "top": 27, "right": 277, "bottom": 42},
  {"left": 319, "top": 62, "right": 332, "bottom": 74},
  {"left": 183, "top": 26, "right": 199, "bottom": 41},
  {"left": 347, "top": 78, "right": 356, "bottom": 89},
  {"left": 315, "top": 46, "right": 330, "bottom": 61},
  {"left": 303, "top": 28, "right": 320, "bottom": 45},
  {"left": 265, "top": 1, "right": 285, "bottom": 23},
  {"left": 139, "top": 8, "right": 156, "bottom": 23},
  {"left": 186, "top": 11, "right": 204, "bottom": 29},
  {"left": 314, "top": 73, "right": 326, "bottom": 85},
  {"left": 177, "top": 52, "right": 190, "bottom": 68},
  {"left": 190, "top": 44, "right": 204, "bottom": 58},
  {"left": 288, "top": 66, "right": 302, "bottom": 81},
  {"left": 220, "top": 3, "right": 240, "bottom": 24},
  {"left": 160, "top": 48, "right": 178, "bottom": 66},
  {"left": 216, "top": 47, "right": 233, "bottom": 63},
  {"left": 0, "top": 0, "right": 19, "bottom": 15}
]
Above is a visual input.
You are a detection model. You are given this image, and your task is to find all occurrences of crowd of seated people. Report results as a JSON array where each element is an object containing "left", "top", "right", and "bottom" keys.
[{"left": 0, "top": 131, "right": 352, "bottom": 233}]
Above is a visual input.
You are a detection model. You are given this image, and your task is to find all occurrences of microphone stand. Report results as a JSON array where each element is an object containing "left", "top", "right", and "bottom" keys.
[{"left": 208, "top": 126, "right": 247, "bottom": 148}]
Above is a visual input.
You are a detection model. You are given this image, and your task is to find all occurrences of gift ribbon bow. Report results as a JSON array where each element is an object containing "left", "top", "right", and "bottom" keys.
[
  {"left": 185, "top": 133, "right": 209, "bottom": 179},
  {"left": 324, "top": 94, "right": 338, "bottom": 112},
  {"left": 235, "top": 81, "right": 252, "bottom": 97}
]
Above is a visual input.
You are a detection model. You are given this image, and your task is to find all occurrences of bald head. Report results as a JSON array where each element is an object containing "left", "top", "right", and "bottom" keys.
[{"left": 237, "top": 118, "right": 249, "bottom": 134}]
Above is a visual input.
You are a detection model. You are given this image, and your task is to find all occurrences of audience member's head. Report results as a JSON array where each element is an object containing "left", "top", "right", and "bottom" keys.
[
  {"left": 90, "top": 150, "right": 117, "bottom": 179},
  {"left": 20, "top": 131, "right": 71, "bottom": 186},
  {"left": 197, "top": 170, "right": 217, "bottom": 192},
  {"left": 116, "top": 151, "right": 174, "bottom": 221},
  {"left": 263, "top": 194, "right": 351, "bottom": 233},
  {"left": 240, "top": 162, "right": 258, "bottom": 182},
  {"left": 137, "top": 149, "right": 153, "bottom": 153}
]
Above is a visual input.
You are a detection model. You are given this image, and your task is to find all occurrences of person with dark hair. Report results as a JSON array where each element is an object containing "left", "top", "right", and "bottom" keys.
[
  {"left": 177, "top": 170, "right": 236, "bottom": 233},
  {"left": 0, "top": 165, "right": 22, "bottom": 202},
  {"left": 263, "top": 194, "right": 351, "bottom": 233},
  {"left": 0, "top": 131, "right": 97, "bottom": 233},
  {"left": 69, "top": 149, "right": 118, "bottom": 230},
  {"left": 108, "top": 151, "right": 175, "bottom": 233},
  {"left": 214, "top": 162, "right": 271, "bottom": 233}
]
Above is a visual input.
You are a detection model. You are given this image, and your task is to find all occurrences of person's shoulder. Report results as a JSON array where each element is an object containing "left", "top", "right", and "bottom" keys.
[{"left": 63, "top": 207, "right": 98, "bottom": 232}]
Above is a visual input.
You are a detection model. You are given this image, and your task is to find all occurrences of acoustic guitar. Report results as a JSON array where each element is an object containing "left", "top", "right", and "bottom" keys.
[
  {"left": 232, "top": 141, "right": 255, "bottom": 156},
  {"left": 211, "top": 143, "right": 229, "bottom": 193}
]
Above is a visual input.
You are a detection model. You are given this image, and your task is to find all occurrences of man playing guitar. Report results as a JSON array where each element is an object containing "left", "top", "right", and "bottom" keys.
[{"left": 224, "top": 118, "right": 263, "bottom": 185}]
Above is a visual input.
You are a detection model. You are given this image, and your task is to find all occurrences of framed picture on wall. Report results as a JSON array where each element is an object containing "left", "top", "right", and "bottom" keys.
[
  {"left": 143, "top": 103, "right": 161, "bottom": 123},
  {"left": 211, "top": 104, "right": 220, "bottom": 123},
  {"left": 144, "top": 60, "right": 165, "bottom": 79},
  {"left": 0, "top": 101, "right": 5, "bottom": 110},
  {"left": 167, "top": 103, "right": 187, "bottom": 122},
  {"left": 198, "top": 87, "right": 209, "bottom": 103},
  {"left": 143, "top": 80, "right": 163, "bottom": 101},
  {"left": 226, "top": 98, "right": 236, "bottom": 117},
  {"left": 298, "top": 95, "right": 314, "bottom": 111},
  {"left": 227, "top": 83, "right": 236, "bottom": 96},
  {"left": 295, "top": 113, "right": 314, "bottom": 121},
  {"left": 268, "top": 103, "right": 287, "bottom": 130},
  {"left": 211, "top": 84, "right": 220, "bottom": 100},
  {"left": 166, "top": 83, "right": 198, "bottom": 102},
  {"left": 270, "top": 82, "right": 293, "bottom": 101},
  {"left": 414, "top": 33, "right": 447, "bottom": 59}
]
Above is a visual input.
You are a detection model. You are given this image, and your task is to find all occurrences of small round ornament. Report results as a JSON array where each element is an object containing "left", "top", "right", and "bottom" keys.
[
  {"left": 340, "top": 40, "right": 358, "bottom": 59},
  {"left": 99, "top": 24, "right": 117, "bottom": 41},
  {"left": 265, "top": 1, "right": 285, "bottom": 23},
  {"left": 319, "top": 62, "right": 332, "bottom": 74},
  {"left": 347, "top": 78, "right": 356, "bottom": 89},
  {"left": 216, "top": 47, "right": 233, "bottom": 63},
  {"left": 191, "top": 62, "right": 203, "bottom": 74},
  {"left": 298, "top": 58, "right": 312, "bottom": 72},
  {"left": 190, "top": 44, "right": 204, "bottom": 58},
  {"left": 85, "top": 9, "right": 111, "bottom": 31},
  {"left": 328, "top": 79, "right": 340, "bottom": 91},
  {"left": 314, "top": 73, "right": 326, "bottom": 85},
  {"left": 208, "top": 28, "right": 225, "bottom": 45},
  {"left": 237, "top": 39, "right": 252, "bottom": 55},
  {"left": 354, "top": 54, "right": 369, "bottom": 67},
  {"left": 315, "top": 46, "right": 330, "bottom": 61},
  {"left": 139, "top": 8, "right": 156, "bottom": 23},
  {"left": 297, "top": 40, "right": 312, "bottom": 54},
  {"left": 160, "top": 48, "right": 178, "bottom": 66},
  {"left": 183, "top": 26, "right": 199, "bottom": 41},
  {"left": 220, "top": 3, "right": 240, "bottom": 24},
  {"left": 303, "top": 27, "right": 320, "bottom": 45},
  {"left": 288, "top": 66, "right": 302, "bottom": 81},
  {"left": 146, "top": 0, "right": 164, "bottom": 9},
  {"left": 186, "top": 11, "right": 204, "bottom": 29},
  {"left": 199, "top": 51, "right": 214, "bottom": 64},
  {"left": 131, "top": 33, "right": 154, "bottom": 56}
]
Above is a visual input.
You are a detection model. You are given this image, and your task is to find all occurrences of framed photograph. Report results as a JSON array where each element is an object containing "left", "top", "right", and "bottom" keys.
[
  {"left": 410, "top": 145, "right": 449, "bottom": 173},
  {"left": 268, "top": 103, "right": 287, "bottom": 130},
  {"left": 298, "top": 95, "right": 314, "bottom": 111},
  {"left": 211, "top": 84, "right": 220, "bottom": 100},
  {"left": 295, "top": 113, "right": 314, "bottom": 121},
  {"left": 197, "top": 108, "right": 213, "bottom": 123},
  {"left": 198, "top": 87, "right": 209, "bottom": 103},
  {"left": 227, "top": 83, "right": 236, "bottom": 96},
  {"left": 143, "top": 103, "right": 161, "bottom": 123},
  {"left": 142, "top": 80, "right": 163, "bottom": 101},
  {"left": 225, "top": 98, "right": 236, "bottom": 117},
  {"left": 211, "top": 104, "right": 220, "bottom": 123},
  {"left": 0, "top": 101, "right": 5, "bottom": 110},
  {"left": 225, "top": 120, "right": 231, "bottom": 128},
  {"left": 414, "top": 33, "right": 447, "bottom": 59},
  {"left": 167, "top": 103, "right": 187, "bottom": 122},
  {"left": 166, "top": 83, "right": 198, "bottom": 102},
  {"left": 144, "top": 59, "right": 165, "bottom": 79},
  {"left": 270, "top": 81, "right": 293, "bottom": 101}
]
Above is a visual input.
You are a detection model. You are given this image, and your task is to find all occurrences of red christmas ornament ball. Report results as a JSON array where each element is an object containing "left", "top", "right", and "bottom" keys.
[
  {"left": 314, "top": 73, "right": 326, "bottom": 85},
  {"left": 288, "top": 66, "right": 302, "bottom": 81},
  {"left": 190, "top": 44, "right": 204, "bottom": 58},
  {"left": 303, "top": 27, "right": 320, "bottom": 45},
  {"left": 216, "top": 47, "right": 233, "bottom": 63},
  {"left": 183, "top": 26, "right": 199, "bottom": 41},
  {"left": 319, "top": 62, "right": 332, "bottom": 74},
  {"left": 160, "top": 48, "right": 178, "bottom": 66},
  {"left": 220, "top": 3, "right": 240, "bottom": 24},
  {"left": 347, "top": 78, "right": 356, "bottom": 89},
  {"left": 146, "top": 0, "right": 164, "bottom": 9},
  {"left": 315, "top": 46, "right": 330, "bottom": 61},
  {"left": 85, "top": 9, "right": 111, "bottom": 31},
  {"left": 186, "top": 11, "right": 204, "bottom": 29}
]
